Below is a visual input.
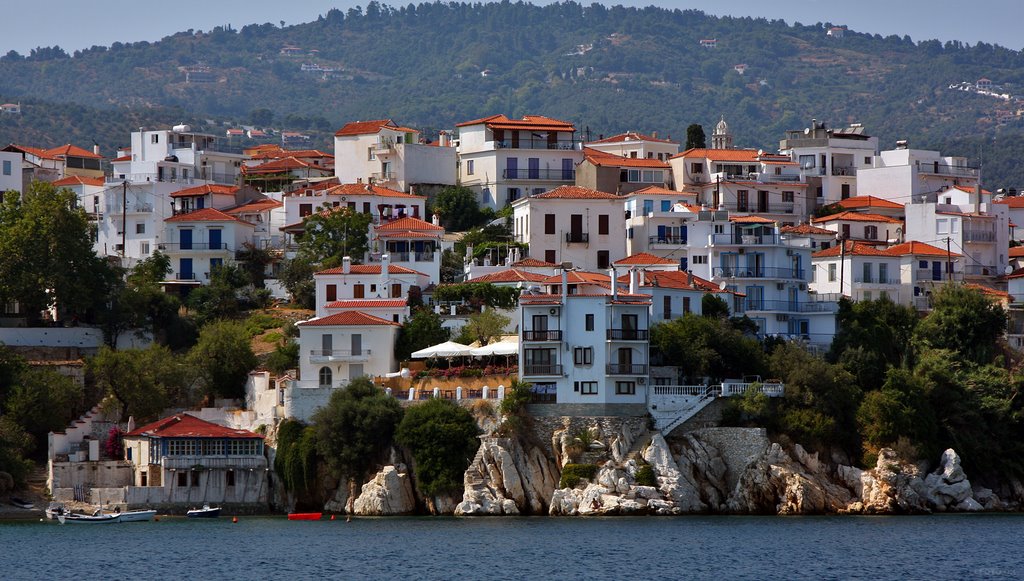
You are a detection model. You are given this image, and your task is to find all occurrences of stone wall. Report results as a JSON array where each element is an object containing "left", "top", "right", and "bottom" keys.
[
  {"left": 49, "top": 460, "right": 134, "bottom": 489},
  {"left": 682, "top": 428, "right": 770, "bottom": 491}
]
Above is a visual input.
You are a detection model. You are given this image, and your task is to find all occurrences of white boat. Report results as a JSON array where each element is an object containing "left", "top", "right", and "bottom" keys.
[
  {"left": 10, "top": 497, "right": 34, "bottom": 509},
  {"left": 45, "top": 503, "right": 68, "bottom": 521},
  {"left": 117, "top": 509, "right": 157, "bottom": 522},
  {"left": 186, "top": 504, "right": 221, "bottom": 518},
  {"left": 58, "top": 511, "right": 121, "bottom": 524}
]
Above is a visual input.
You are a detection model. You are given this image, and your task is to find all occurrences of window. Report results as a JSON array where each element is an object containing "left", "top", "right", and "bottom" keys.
[
  {"left": 841, "top": 224, "right": 851, "bottom": 239},
  {"left": 782, "top": 191, "right": 794, "bottom": 203},
  {"left": 178, "top": 472, "right": 187, "bottom": 487},
  {"left": 135, "top": 222, "right": 145, "bottom": 234},
  {"left": 573, "top": 347, "right": 593, "bottom": 365},
  {"left": 326, "top": 284, "right": 337, "bottom": 302},
  {"left": 663, "top": 296, "right": 672, "bottom": 319},
  {"left": 368, "top": 147, "right": 375, "bottom": 161},
  {"left": 597, "top": 250, "right": 610, "bottom": 269},
  {"left": 151, "top": 134, "right": 160, "bottom": 144},
  {"left": 140, "top": 242, "right": 150, "bottom": 255},
  {"left": 191, "top": 471, "right": 200, "bottom": 487},
  {"left": 2, "top": 160, "right": 10, "bottom": 175},
  {"left": 226, "top": 470, "right": 235, "bottom": 487},
  {"left": 937, "top": 219, "right": 949, "bottom": 235},
  {"left": 643, "top": 200, "right": 653, "bottom": 215},
  {"left": 615, "top": 382, "right": 636, "bottom": 395},
  {"left": 466, "top": 160, "right": 474, "bottom": 175},
  {"left": 545, "top": 214, "right": 555, "bottom": 235},
  {"left": 828, "top": 264, "right": 837, "bottom": 282},
  {"left": 598, "top": 214, "right": 609, "bottom": 235},
  {"left": 691, "top": 162, "right": 703, "bottom": 175},
  {"left": 693, "top": 255, "right": 708, "bottom": 265},
  {"left": 299, "top": 203, "right": 313, "bottom": 217},
  {"left": 879, "top": 263, "right": 889, "bottom": 284},
  {"left": 585, "top": 314, "right": 594, "bottom": 331},
  {"left": 864, "top": 156, "right": 872, "bottom": 165},
  {"left": 683, "top": 297, "right": 692, "bottom": 314},
  {"left": 862, "top": 262, "right": 873, "bottom": 284},
  {"left": 661, "top": 200, "right": 671, "bottom": 212},
  {"left": 841, "top": 183, "right": 851, "bottom": 199},
  {"left": 319, "top": 367, "right": 332, "bottom": 387},
  {"left": 577, "top": 381, "right": 598, "bottom": 395},
  {"left": 737, "top": 190, "right": 748, "bottom": 212},
  {"left": 545, "top": 250, "right": 557, "bottom": 264}
]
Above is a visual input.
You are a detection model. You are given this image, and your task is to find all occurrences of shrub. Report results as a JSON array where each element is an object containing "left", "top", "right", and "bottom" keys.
[
  {"left": 634, "top": 462, "right": 657, "bottom": 487},
  {"left": 395, "top": 398, "right": 481, "bottom": 496},
  {"left": 559, "top": 463, "right": 598, "bottom": 489}
]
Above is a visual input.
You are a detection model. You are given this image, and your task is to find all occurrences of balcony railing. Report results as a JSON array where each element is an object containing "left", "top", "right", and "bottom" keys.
[
  {"left": 915, "top": 269, "right": 964, "bottom": 282},
  {"left": 853, "top": 276, "right": 900, "bottom": 285},
  {"left": 721, "top": 203, "right": 795, "bottom": 214},
  {"left": 523, "top": 364, "right": 563, "bottom": 376},
  {"left": 649, "top": 234, "right": 687, "bottom": 245},
  {"left": 915, "top": 161, "right": 979, "bottom": 178},
  {"left": 743, "top": 300, "right": 839, "bottom": 313},
  {"left": 523, "top": 330, "right": 562, "bottom": 341},
  {"left": 494, "top": 139, "right": 579, "bottom": 150},
  {"left": 371, "top": 171, "right": 397, "bottom": 183},
  {"left": 711, "top": 233, "right": 779, "bottom": 245},
  {"left": 606, "top": 363, "right": 648, "bottom": 375},
  {"left": 606, "top": 329, "right": 649, "bottom": 340},
  {"left": 502, "top": 168, "right": 575, "bottom": 181},
  {"left": 176, "top": 272, "right": 197, "bottom": 280},
  {"left": 712, "top": 267, "right": 806, "bottom": 280},
  {"left": 963, "top": 264, "right": 998, "bottom": 276},
  {"left": 105, "top": 203, "right": 154, "bottom": 214},
  {"left": 963, "top": 230, "right": 996, "bottom": 243},
  {"left": 309, "top": 349, "right": 372, "bottom": 362},
  {"left": 379, "top": 251, "right": 436, "bottom": 262},
  {"left": 159, "top": 243, "right": 231, "bottom": 252},
  {"left": 565, "top": 232, "right": 589, "bottom": 244},
  {"left": 831, "top": 166, "right": 857, "bottom": 176}
]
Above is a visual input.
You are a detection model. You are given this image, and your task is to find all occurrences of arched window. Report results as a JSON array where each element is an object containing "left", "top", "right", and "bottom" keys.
[{"left": 319, "top": 367, "right": 332, "bottom": 387}]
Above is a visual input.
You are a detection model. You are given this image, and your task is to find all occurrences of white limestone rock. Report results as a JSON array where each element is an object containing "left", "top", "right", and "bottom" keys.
[{"left": 352, "top": 465, "right": 416, "bottom": 516}]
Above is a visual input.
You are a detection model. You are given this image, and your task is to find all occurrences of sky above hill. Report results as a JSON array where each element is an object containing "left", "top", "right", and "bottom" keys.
[{"left": 2, "top": 0, "right": 1021, "bottom": 55}]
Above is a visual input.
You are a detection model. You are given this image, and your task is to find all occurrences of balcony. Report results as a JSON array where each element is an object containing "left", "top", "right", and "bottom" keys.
[
  {"left": 523, "top": 364, "right": 563, "bottom": 376},
  {"left": 831, "top": 166, "right": 857, "bottom": 176},
  {"left": 523, "top": 330, "right": 562, "bottom": 341},
  {"left": 853, "top": 276, "right": 900, "bottom": 285},
  {"left": 176, "top": 272, "right": 197, "bottom": 281},
  {"left": 371, "top": 171, "right": 397, "bottom": 183},
  {"left": 713, "top": 267, "right": 806, "bottom": 280},
  {"left": 963, "top": 264, "right": 998, "bottom": 277},
  {"left": 377, "top": 251, "right": 436, "bottom": 263},
  {"left": 372, "top": 139, "right": 397, "bottom": 155},
  {"left": 502, "top": 168, "right": 575, "bottom": 181},
  {"left": 648, "top": 234, "right": 687, "bottom": 246},
  {"left": 915, "top": 161, "right": 979, "bottom": 178},
  {"left": 494, "top": 139, "right": 579, "bottom": 150},
  {"left": 161, "top": 456, "right": 266, "bottom": 470},
  {"left": 606, "top": 363, "right": 648, "bottom": 375},
  {"left": 158, "top": 242, "right": 231, "bottom": 252},
  {"left": 105, "top": 203, "right": 154, "bottom": 214},
  {"left": 744, "top": 300, "right": 839, "bottom": 313},
  {"left": 607, "top": 329, "right": 649, "bottom": 340},
  {"left": 309, "top": 349, "right": 372, "bottom": 363},
  {"left": 711, "top": 233, "right": 779, "bottom": 246},
  {"left": 963, "top": 229, "right": 996, "bottom": 243},
  {"left": 915, "top": 269, "right": 964, "bottom": 282},
  {"left": 565, "top": 232, "right": 589, "bottom": 244}
]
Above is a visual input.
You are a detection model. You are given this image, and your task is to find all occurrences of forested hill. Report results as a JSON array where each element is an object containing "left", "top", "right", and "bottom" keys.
[{"left": 2, "top": 1, "right": 1024, "bottom": 186}]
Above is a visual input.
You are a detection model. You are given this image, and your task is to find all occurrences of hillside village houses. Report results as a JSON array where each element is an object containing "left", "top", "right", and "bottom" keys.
[{"left": 10, "top": 111, "right": 1024, "bottom": 439}]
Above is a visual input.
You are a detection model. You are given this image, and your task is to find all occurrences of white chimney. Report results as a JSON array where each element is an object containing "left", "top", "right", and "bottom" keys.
[
  {"left": 381, "top": 253, "right": 390, "bottom": 285},
  {"left": 432, "top": 213, "right": 440, "bottom": 226},
  {"left": 438, "top": 131, "right": 449, "bottom": 147},
  {"left": 628, "top": 268, "right": 638, "bottom": 295},
  {"left": 561, "top": 267, "right": 569, "bottom": 297},
  {"left": 342, "top": 256, "right": 351, "bottom": 274},
  {"left": 93, "top": 144, "right": 100, "bottom": 156},
  {"left": 609, "top": 266, "right": 618, "bottom": 299}
]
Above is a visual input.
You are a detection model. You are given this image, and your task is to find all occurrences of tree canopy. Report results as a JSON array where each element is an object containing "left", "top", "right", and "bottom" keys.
[
  {"left": 312, "top": 377, "right": 403, "bottom": 480},
  {"left": 395, "top": 398, "right": 480, "bottom": 496},
  {"left": 188, "top": 320, "right": 258, "bottom": 400}
]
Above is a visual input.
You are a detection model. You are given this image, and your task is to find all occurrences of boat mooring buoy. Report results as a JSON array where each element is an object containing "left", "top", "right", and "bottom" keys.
[{"left": 232, "top": 517, "right": 238, "bottom": 523}]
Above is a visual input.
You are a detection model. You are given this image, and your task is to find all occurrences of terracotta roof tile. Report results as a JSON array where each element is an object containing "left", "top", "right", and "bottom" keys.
[
  {"left": 671, "top": 148, "right": 760, "bottom": 162},
  {"left": 582, "top": 147, "right": 670, "bottom": 169},
  {"left": 613, "top": 252, "right": 677, "bottom": 265},
  {"left": 884, "top": 241, "right": 961, "bottom": 257},
  {"left": 510, "top": 258, "right": 559, "bottom": 268},
  {"left": 315, "top": 264, "right": 426, "bottom": 276},
  {"left": 531, "top": 186, "right": 620, "bottom": 200},
  {"left": 837, "top": 195, "right": 904, "bottom": 210},
  {"left": 323, "top": 183, "right": 426, "bottom": 199},
  {"left": 587, "top": 131, "right": 679, "bottom": 145},
  {"left": 126, "top": 413, "right": 262, "bottom": 439},
  {"left": 169, "top": 184, "right": 239, "bottom": 198},
  {"left": 375, "top": 216, "right": 443, "bottom": 231},
  {"left": 781, "top": 224, "right": 835, "bottom": 236},
  {"left": 730, "top": 215, "right": 775, "bottom": 224},
  {"left": 297, "top": 311, "right": 401, "bottom": 327},
  {"left": 45, "top": 144, "right": 103, "bottom": 159},
  {"left": 335, "top": 119, "right": 397, "bottom": 136},
  {"left": 224, "top": 199, "right": 283, "bottom": 215},
  {"left": 470, "top": 269, "right": 549, "bottom": 284},
  {"left": 624, "top": 186, "right": 696, "bottom": 197},
  {"left": 456, "top": 114, "right": 575, "bottom": 132},
  {"left": 812, "top": 240, "right": 893, "bottom": 258},
  {"left": 813, "top": 211, "right": 903, "bottom": 224},
  {"left": 165, "top": 207, "right": 250, "bottom": 223},
  {"left": 52, "top": 175, "right": 104, "bottom": 187}
]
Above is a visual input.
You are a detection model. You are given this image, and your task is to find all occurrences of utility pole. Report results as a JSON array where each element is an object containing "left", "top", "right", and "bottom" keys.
[
  {"left": 946, "top": 237, "right": 953, "bottom": 281},
  {"left": 121, "top": 180, "right": 128, "bottom": 259}
]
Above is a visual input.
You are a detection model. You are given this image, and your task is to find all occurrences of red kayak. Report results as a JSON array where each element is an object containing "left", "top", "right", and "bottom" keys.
[{"left": 288, "top": 512, "right": 323, "bottom": 521}]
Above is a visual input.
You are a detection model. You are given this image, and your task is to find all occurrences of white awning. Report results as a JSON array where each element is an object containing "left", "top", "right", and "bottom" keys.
[{"left": 410, "top": 341, "right": 473, "bottom": 359}]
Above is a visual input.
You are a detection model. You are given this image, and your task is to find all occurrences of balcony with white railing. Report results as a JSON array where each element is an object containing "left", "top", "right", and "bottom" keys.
[
  {"left": 370, "top": 171, "right": 397, "bottom": 184},
  {"left": 713, "top": 266, "right": 806, "bottom": 281},
  {"left": 648, "top": 234, "right": 688, "bottom": 247},
  {"left": 710, "top": 233, "right": 780, "bottom": 246},
  {"left": 158, "top": 242, "right": 232, "bottom": 253},
  {"left": 963, "top": 229, "right": 996, "bottom": 243},
  {"left": 106, "top": 203, "right": 154, "bottom": 214},
  {"left": 522, "top": 364, "right": 564, "bottom": 377},
  {"left": 494, "top": 139, "right": 579, "bottom": 151},
  {"left": 309, "top": 349, "right": 372, "bottom": 363},
  {"left": 502, "top": 168, "right": 576, "bottom": 181},
  {"left": 606, "top": 363, "right": 648, "bottom": 375},
  {"left": 161, "top": 456, "right": 266, "bottom": 470},
  {"left": 915, "top": 161, "right": 979, "bottom": 178}
]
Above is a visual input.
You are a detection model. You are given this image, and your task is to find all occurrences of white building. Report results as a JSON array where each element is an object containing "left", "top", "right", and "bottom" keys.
[
  {"left": 903, "top": 200, "right": 1009, "bottom": 282},
  {"left": 370, "top": 216, "right": 445, "bottom": 283},
  {"left": 857, "top": 145, "right": 980, "bottom": 205},
  {"left": 811, "top": 211, "right": 903, "bottom": 244},
  {"left": 456, "top": 114, "right": 583, "bottom": 210},
  {"left": 312, "top": 256, "right": 431, "bottom": 317},
  {"left": 584, "top": 131, "right": 680, "bottom": 162},
  {"left": 0, "top": 150, "right": 24, "bottom": 197},
  {"left": 778, "top": 120, "right": 878, "bottom": 213},
  {"left": 884, "top": 241, "right": 965, "bottom": 310},
  {"left": 512, "top": 185, "right": 627, "bottom": 270},
  {"left": 333, "top": 119, "right": 456, "bottom": 192},
  {"left": 623, "top": 187, "right": 699, "bottom": 268},
  {"left": 162, "top": 208, "right": 255, "bottom": 285},
  {"left": 811, "top": 241, "right": 902, "bottom": 303}
]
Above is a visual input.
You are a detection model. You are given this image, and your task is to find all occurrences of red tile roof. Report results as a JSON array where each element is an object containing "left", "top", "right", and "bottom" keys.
[
  {"left": 625, "top": 186, "right": 696, "bottom": 197},
  {"left": 614, "top": 252, "right": 677, "bottom": 265},
  {"left": 531, "top": 186, "right": 620, "bottom": 200},
  {"left": 45, "top": 144, "right": 103, "bottom": 159},
  {"left": 730, "top": 215, "right": 775, "bottom": 224},
  {"left": 456, "top": 114, "right": 575, "bottom": 132},
  {"left": 994, "top": 196, "right": 1024, "bottom": 209},
  {"left": 169, "top": 184, "right": 239, "bottom": 198},
  {"left": 837, "top": 195, "right": 904, "bottom": 210},
  {"left": 671, "top": 148, "right": 760, "bottom": 162},
  {"left": 470, "top": 269, "right": 549, "bottom": 284},
  {"left": 224, "top": 199, "right": 283, "bottom": 215},
  {"left": 126, "top": 413, "right": 262, "bottom": 439},
  {"left": 323, "top": 183, "right": 425, "bottom": 199},
  {"left": 243, "top": 156, "right": 321, "bottom": 174},
  {"left": 812, "top": 240, "right": 893, "bottom": 258},
  {"left": 884, "top": 241, "right": 961, "bottom": 257},
  {"left": 315, "top": 263, "right": 426, "bottom": 276},
  {"left": 249, "top": 147, "right": 333, "bottom": 160},
  {"left": 618, "top": 270, "right": 721, "bottom": 293},
  {"left": 587, "top": 131, "right": 679, "bottom": 145},
  {"left": 376, "top": 230, "right": 442, "bottom": 240},
  {"left": 112, "top": 155, "right": 132, "bottom": 162},
  {"left": 325, "top": 299, "right": 408, "bottom": 309},
  {"left": 5, "top": 144, "right": 59, "bottom": 160},
  {"left": 582, "top": 147, "right": 670, "bottom": 169},
  {"left": 165, "top": 207, "right": 249, "bottom": 223},
  {"left": 1009, "top": 246, "right": 1024, "bottom": 258},
  {"left": 781, "top": 224, "right": 835, "bottom": 236},
  {"left": 510, "top": 258, "right": 559, "bottom": 268},
  {"left": 951, "top": 185, "right": 992, "bottom": 195},
  {"left": 335, "top": 119, "right": 416, "bottom": 137},
  {"left": 540, "top": 271, "right": 611, "bottom": 286},
  {"left": 298, "top": 311, "right": 401, "bottom": 327},
  {"left": 52, "top": 175, "right": 104, "bottom": 187},
  {"left": 813, "top": 211, "right": 902, "bottom": 224},
  {"left": 375, "top": 216, "right": 443, "bottom": 232}
]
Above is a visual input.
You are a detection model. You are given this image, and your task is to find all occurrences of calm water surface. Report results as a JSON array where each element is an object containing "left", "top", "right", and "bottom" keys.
[{"left": 2, "top": 514, "right": 1022, "bottom": 580}]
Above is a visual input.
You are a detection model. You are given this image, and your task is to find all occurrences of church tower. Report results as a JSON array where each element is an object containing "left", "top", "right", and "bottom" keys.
[{"left": 711, "top": 116, "right": 732, "bottom": 149}]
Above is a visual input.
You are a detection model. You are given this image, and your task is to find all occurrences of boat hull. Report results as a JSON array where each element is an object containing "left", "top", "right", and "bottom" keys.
[
  {"left": 288, "top": 513, "right": 323, "bottom": 521},
  {"left": 118, "top": 510, "right": 157, "bottom": 522},
  {"left": 186, "top": 507, "right": 221, "bottom": 518},
  {"left": 61, "top": 514, "right": 121, "bottom": 524}
]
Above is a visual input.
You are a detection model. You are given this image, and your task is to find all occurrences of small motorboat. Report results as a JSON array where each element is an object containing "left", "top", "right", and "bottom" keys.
[
  {"left": 45, "top": 503, "right": 68, "bottom": 521},
  {"left": 10, "top": 497, "right": 34, "bottom": 510},
  {"left": 287, "top": 512, "right": 323, "bottom": 521},
  {"left": 59, "top": 511, "right": 121, "bottom": 524},
  {"left": 116, "top": 508, "right": 157, "bottom": 522},
  {"left": 186, "top": 504, "right": 221, "bottom": 518}
]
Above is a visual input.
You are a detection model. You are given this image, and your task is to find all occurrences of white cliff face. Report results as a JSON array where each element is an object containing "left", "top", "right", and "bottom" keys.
[
  {"left": 455, "top": 437, "right": 560, "bottom": 516},
  {"left": 352, "top": 464, "right": 417, "bottom": 516}
]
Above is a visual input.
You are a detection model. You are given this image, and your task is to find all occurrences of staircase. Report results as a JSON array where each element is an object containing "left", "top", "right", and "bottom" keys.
[{"left": 648, "top": 382, "right": 785, "bottom": 437}]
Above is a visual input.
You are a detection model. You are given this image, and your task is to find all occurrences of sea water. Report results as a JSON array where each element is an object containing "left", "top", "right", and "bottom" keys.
[{"left": 2, "top": 514, "right": 1022, "bottom": 580}]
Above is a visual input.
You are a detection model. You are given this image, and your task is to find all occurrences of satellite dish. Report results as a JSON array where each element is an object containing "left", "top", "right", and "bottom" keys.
[
  {"left": 719, "top": 281, "right": 727, "bottom": 290},
  {"left": 804, "top": 127, "right": 811, "bottom": 135},
  {"left": 1005, "top": 266, "right": 1014, "bottom": 275}
]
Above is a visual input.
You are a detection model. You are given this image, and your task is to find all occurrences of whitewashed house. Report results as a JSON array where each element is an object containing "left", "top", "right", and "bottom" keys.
[
  {"left": 312, "top": 256, "right": 430, "bottom": 317},
  {"left": 623, "top": 187, "right": 700, "bottom": 267},
  {"left": 162, "top": 208, "right": 255, "bottom": 285},
  {"left": 811, "top": 241, "right": 902, "bottom": 303},
  {"left": 333, "top": 119, "right": 455, "bottom": 192},
  {"left": 885, "top": 241, "right": 964, "bottom": 310},
  {"left": 584, "top": 131, "right": 680, "bottom": 162},
  {"left": 857, "top": 145, "right": 980, "bottom": 205},
  {"left": 812, "top": 211, "right": 903, "bottom": 244},
  {"left": 903, "top": 200, "right": 1009, "bottom": 282},
  {"left": 778, "top": 120, "right": 878, "bottom": 213}
]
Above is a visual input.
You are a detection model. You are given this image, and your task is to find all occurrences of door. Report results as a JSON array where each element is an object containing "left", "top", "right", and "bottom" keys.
[
  {"left": 548, "top": 132, "right": 558, "bottom": 149},
  {"left": 758, "top": 191, "right": 769, "bottom": 213},
  {"left": 746, "top": 253, "right": 764, "bottom": 277},
  {"left": 349, "top": 364, "right": 364, "bottom": 380},
  {"left": 180, "top": 229, "right": 193, "bottom": 250},
  {"left": 321, "top": 333, "right": 333, "bottom": 354},
  {"left": 208, "top": 229, "right": 222, "bottom": 250},
  {"left": 196, "top": 196, "right": 205, "bottom": 209},
  {"left": 570, "top": 214, "right": 583, "bottom": 240},
  {"left": 354, "top": 284, "right": 365, "bottom": 299},
  {"left": 528, "top": 158, "right": 540, "bottom": 180},
  {"left": 510, "top": 131, "right": 519, "bottom": 149},
  {"left": 351, "top": 334, "right": 362, "bottom": 356},
  {"left": 932, "top": 261, "right": 942, "bottom": 281},
  {"left": 391, "top": 283, "right": 402, "bottom": 298},
  {"left": 562, "top": 158, "right": 573, "bottom": 180},
  {"left": 788, "top": 287, "right": 799, "bottom": 311},
  {"left": 179, "top": 258, "right": 193, "bottom": 280},
  {"left": 657, "top": 225, "right": 666, "bottom": 243},
  {"left": 506, "top": 157, "right": 518, "bottom": 179}
]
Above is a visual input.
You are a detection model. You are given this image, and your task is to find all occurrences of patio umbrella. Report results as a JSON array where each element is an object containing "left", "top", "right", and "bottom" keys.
[
  {"left": 410, "top": 341, "right": 474, "bottom": 359},
  {"left": 469, "top": 341, "right": 518, "bottom": 357}
]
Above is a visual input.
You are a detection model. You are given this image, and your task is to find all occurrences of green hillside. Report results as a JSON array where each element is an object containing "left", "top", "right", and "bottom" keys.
[{"left": 1, "top": 1, "right": 1023, "bottom": 185}]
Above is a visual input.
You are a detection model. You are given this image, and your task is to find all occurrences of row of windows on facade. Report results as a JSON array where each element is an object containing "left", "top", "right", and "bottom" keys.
[
  {"left": 531, "top": 313, "right": 640, "bottom": 331},
  {"left": 163, "top": 469, "right": 239, "bottom": 488},
  {"left": 573, "top": 381, "right": 636, "bottom": 395},
  {"left": 165, "top": 439, "right": 262, "bottom": 456}
]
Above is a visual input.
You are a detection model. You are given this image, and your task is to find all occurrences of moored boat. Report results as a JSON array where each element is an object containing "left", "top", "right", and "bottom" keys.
[
  {"left": 287, "top": 512, "right": 323, "bottom": 521},
  {"left": 117, "top": 509, "right": 157, "bottom": 522},
  {"left": 59, "top": 512, "right": 121, "bottom": 524},
  {"left": 186, "top": 504, "right": 221, "bottom": 518},
  {"left": 10, "top": 497, "right": 34, "bottom": 509}
]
